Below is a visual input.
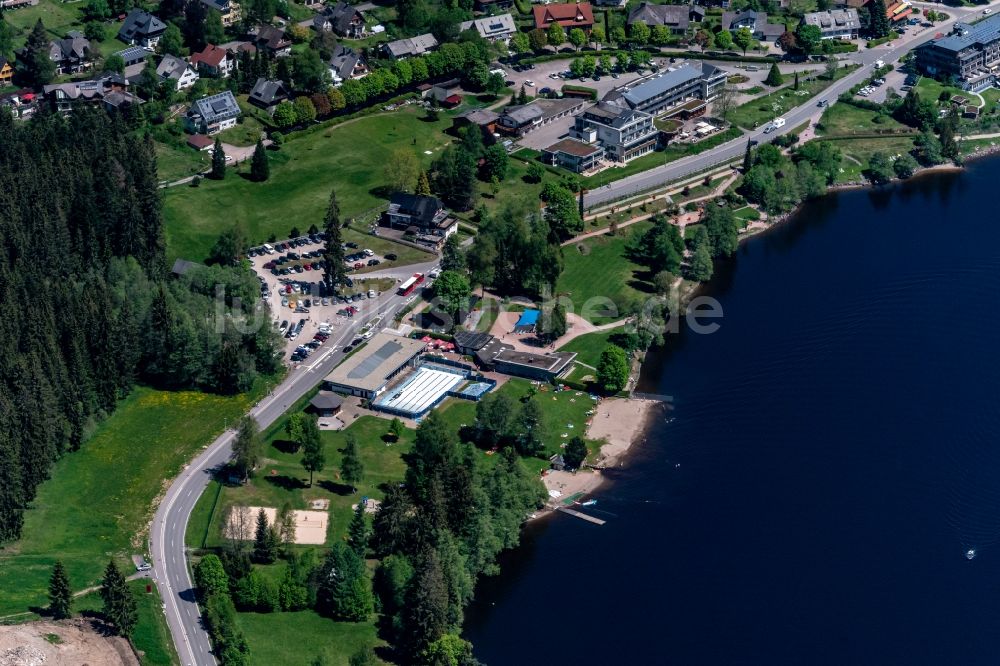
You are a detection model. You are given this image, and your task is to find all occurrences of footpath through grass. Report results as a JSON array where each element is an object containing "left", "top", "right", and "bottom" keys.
[
  {"left": 557, "top": 221, "right": 654, "bottom": 325},
  {"left": 0, "top": 386, "right": 261, "bottom": 617},
  {"left": 163, "top": 107, "right": 452, "bottom": 261}
]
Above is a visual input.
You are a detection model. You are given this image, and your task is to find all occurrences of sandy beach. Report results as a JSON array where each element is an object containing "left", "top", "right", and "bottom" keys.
[{"left": 540, "top": 397, "right": 659, "bottom": 509}]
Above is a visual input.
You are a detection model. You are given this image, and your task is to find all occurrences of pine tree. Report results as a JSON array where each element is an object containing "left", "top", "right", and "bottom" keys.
[
  {"left": 300, "top": 415, "right": 325, "bottom": 487},
  {"left": 232, "top": 415, "right": 262, "bottom": 482},
  {"left": 348, "top": 502, "right": 369, "bottom": 558},
  {"left": 870, "top": 0, "right": 890, "bottom": 38},
  {"left": 100, "top": 560, "right": 138, "bottom": 636},
  {"left": 400, "top": 550, "right": 449, "bottom": 656},
  {"left": 210, "top": 138, "right": 227, "bottom": 180},
  {"left": 322, "top": 190, "right": 347, "bottom": 291},
  {"left": 254, "top": 507, "right": 277, "bottom": 563},
  {"left": 765, "top": 63, "right": 783, "bottom": 87},
  {"left": 415, "top": 170, "right": 431, "bottom": 196},
  {"left": 48, "top": 560, "right": 73, "bottom": 620},
  {"left": 341, "top": 434, "right": 363, "bottom": 492},
  {"left": 743, "top": 140, "right": 754, "bottom": 172},
  {"left": 794, "top": 71, "right": 800, "bottom": 90},
  {"left": 23, "top": 19, "right": 56, "bottom": 86},
  {"left": 250, "top": 140, "right": 269, "bottom": 182}
]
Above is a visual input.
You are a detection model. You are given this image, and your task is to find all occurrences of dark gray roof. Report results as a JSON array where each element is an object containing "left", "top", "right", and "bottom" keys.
[
  {"left": 118, "top": 9, "right": 167, "bottom": 42},
  {"left": 502, "top": 103, "right": 544, "bottom": 125},
  {"left": 328, "top": 44, "right": 362, "bottom": 81},
  {"left": 389, "top": 193, "right": 445, "bottom": 225},
  {"left": 189, "top": 90, "right": 240, "bottom": 124},
  {"left": 619, "top": 65, "right": 702, "bottom": 107},
  {"left": 116, "top": 45, "right": 150, "bottom": 65},
  {"left": 171, "top": 258, "right": 199, "bottom": 275},
  {"left": 249, "top": 78, "right": 288, "bottom": 106},
  {"left": 383, "top": 33, "right": 438, "bottom": 58},
  {"left": 315, "top": 1, "right": 363, "bottom": 35},
  {"left": 454, "top": 331, "right": 494, "bottom": 351},
  {"left": 156, "top": 54, "right": 191, "bottom": 80},
  {"left": 931, "top": 13, "right": 1000, "bottom": 53},
  {"left": 628, "top": 3, "right": 689, "bottom": 29},
  {"left": 310, "top": 391, "right": 343, "bottom": 410},
  {"left": 47, "top": 34, "right": 91, "bottom": 65}
]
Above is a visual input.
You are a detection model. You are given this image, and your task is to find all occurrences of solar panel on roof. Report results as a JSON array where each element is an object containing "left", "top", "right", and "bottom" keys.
[{"left": 348, "top": 340, "right": 402, "bottom": 379}]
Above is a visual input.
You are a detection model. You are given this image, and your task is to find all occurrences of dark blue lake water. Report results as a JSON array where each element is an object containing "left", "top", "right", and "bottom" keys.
[{"left": 464, "top": 159, "right": 1000, "bottom": 665}]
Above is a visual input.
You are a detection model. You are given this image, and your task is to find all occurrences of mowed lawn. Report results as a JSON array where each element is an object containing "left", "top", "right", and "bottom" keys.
[
  {"left": 557, "top": 221, "right": 655, "bottom": 325},
  {"left": 163, "top": 108, "right": 453, "bottom": 261},
  {"left": 238, "top": 609, "right": 382, "bottom": 666},
  {"left": 0, "top": 386, "right": 260, "bottom": 617},
  {"left": 815, "top": 102, "right": 910, "bottom": 136},
  {"left": 558, "top": 326, "right": 627, "bottom": 368},
  {"left": 196, "top": 415, "right": 415, "bottom": 550}
]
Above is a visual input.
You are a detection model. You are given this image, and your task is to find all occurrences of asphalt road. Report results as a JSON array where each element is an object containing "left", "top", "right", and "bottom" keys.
[
  {"left": 584, "top": 7, "right": 986, "bottom": 209},
  {"left": 150, "top": 257, "right": 438, "bottom": 666},
  {"left": 152, "top": 7, "right": 991, "bottom": 663}
]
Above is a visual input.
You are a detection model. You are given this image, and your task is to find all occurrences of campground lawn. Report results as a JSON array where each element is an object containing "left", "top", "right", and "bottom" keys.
[
  {"left": 162, "top": 107, "right": 453, "bottom": 261},
  {"left": 0, "top": 386, "right": 263, "bottom": 618}
]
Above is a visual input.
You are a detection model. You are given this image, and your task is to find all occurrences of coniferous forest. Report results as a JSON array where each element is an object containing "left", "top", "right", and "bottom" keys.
[{"left": 0, "top": 108, "right": 280, "bottom": 543}]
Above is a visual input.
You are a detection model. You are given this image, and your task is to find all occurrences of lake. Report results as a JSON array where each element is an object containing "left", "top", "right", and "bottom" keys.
[{"left": 464, "top": 159, "right": 1000, "bottom": 665}]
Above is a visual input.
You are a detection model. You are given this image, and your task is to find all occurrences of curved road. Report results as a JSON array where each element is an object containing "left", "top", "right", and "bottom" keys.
[
  {"left": 585, "top": 5, "right": 987, "bottom": 209},
  {"left": 150, "top": 258, "right": 437, "bottom": 666},
  {"left": 154, "top": 7, "right": 991, "bottom": 662}
]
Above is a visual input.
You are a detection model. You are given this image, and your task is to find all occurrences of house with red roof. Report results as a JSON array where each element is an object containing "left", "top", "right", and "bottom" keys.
[
  {"left": 533, "top": 2, "right": 594, "bottom": 31},
  {"left": 190, "top": 44, "right": 232, "bottom": 78}
]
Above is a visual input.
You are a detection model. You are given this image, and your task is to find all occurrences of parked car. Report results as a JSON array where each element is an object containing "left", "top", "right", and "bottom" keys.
[{"left": 385, "top": 253, "right": 397, "bottom": 261}]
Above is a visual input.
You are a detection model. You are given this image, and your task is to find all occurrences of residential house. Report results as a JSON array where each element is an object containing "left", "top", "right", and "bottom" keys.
[
  {"left": 720, "top": 10, "right": 786, "bottom": 41},
  {"left": 38, "top": 32, "right": 93, "bottom": 75},
  {"left": 328, "top": 44, "right": 367, "bottom": 85},
  {"left": 0, "top": 58, "right": 13, "bottom": 86},
  {"left": 251, "top": 25, "right": 292, "bottom": 56},
  {"left": 43, "top": 72, "right": 135, "bottom": 114},
  {"left": 382, "top": 33, "right": 438, "bottom": 59},
  {"left": 627, "top": 3, "right": 692, "bottom": 35},
  {"left": 313, "top": 1, "right": 366, "bottom": 39},
  {"left": 571, "top": 100, "right": 657, "bottom": 163},
  {"left": 190, "top": 44, "right": 233, "bottom": 77},
  {"left": 0, "top": 89, "right": 39, "bottom": 119},
  {"left": 385, "top": 193, "right": 456, "bottom": 239},
  {"left": 800, "top": 9, "right": 860, "bottom": 40},
  {"left": 452, "top": 108, "right": 499, "bottom": 142},
  {"left": 118, "top": 9, "right": 167, "bottom": 48},
  {"left": 459, "top": 14, "right": 516, "bottom": 42},
  {"left": 248, "top": 77, "right": 289, "bottom": 114},
  {"left": 602, "top": 62, "right": 726, "bottom": 116},
  {"left": 541, "top": 138, "right": 604, "bottom": 173},
  {"left": 156, "top": 54, "right": 200, "bottom": 90},
  {"left": 186, "top": 90, "right": 241, "bottom": 134},
  {"left": 917, "top": 13, "right": 1000, "bottom": 90},
  {"left": 474, "top": 0, "right": 514, "bottom": 11},
  {"left": 200, "top": 0, "right": 242, "bottom": 26},
  {"left": 532, "top": 2, "right": 594, "bottom": 31},
  {"left": 116, "top": 45, "right": 150, "bottom": 68}
]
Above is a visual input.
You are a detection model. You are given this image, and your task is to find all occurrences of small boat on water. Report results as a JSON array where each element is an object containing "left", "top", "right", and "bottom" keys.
[
  {"left": 581, "top": 499, "right": 597, "bottom": 507},
  {"left": 967, "top": 549, "right": 977, "bottom": 560}
]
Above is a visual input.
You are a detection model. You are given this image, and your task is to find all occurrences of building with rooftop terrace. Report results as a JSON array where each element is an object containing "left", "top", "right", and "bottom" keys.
[{"left": 602, "top": 62, "right": 726, "bottom": 116}]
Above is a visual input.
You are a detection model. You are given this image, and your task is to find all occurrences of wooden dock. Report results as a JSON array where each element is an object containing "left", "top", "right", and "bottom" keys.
[{"left": 556, "top": 506, "right": 606, "bottom": 525}]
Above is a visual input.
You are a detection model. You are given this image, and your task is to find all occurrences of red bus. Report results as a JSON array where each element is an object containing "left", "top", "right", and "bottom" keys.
[{"left": 397, "top": 273, "right": 425, "bottom": 296}]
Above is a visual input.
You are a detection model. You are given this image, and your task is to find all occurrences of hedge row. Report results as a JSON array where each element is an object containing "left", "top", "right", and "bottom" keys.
[{"left": 866, "top": 33, "right": 899, "bottom": 49}]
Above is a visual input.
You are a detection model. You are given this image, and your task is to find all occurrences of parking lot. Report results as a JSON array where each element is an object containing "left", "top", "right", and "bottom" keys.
[{"left": 247, "top": 234, "right": 403, "bottom": 364}]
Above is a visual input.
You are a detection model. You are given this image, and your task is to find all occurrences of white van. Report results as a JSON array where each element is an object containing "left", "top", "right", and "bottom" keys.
[{"left": 263, "top": 243, "right": 275, "bottom": 255}]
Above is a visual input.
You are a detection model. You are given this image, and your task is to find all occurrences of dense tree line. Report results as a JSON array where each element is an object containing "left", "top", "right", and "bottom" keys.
[
  {"left": 466, "top": 207, "right": 563, "bottom": 298},
  {"left": 371, "top": 411, "right": 546, "bottom": 663},
  {"left": 0, "top": 108, "right": 279, "bottom": 543}
]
